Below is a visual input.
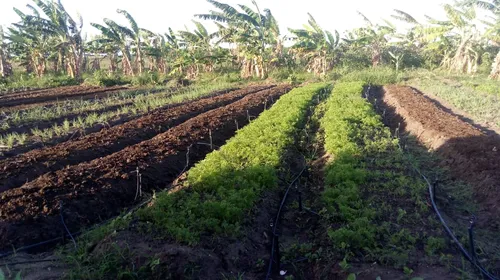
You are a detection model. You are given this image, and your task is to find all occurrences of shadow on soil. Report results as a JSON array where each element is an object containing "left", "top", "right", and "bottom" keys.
[{"left": 368, "top": 86, "right": 500, "bottom": 277}]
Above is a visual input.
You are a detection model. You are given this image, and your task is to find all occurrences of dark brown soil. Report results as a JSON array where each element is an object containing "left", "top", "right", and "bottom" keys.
[
  {"left": 380, "top": 85, "right": 500, "bottom": 229},
  {"left": 0, "top": 85, "right": 291, "bottom": 251},
  {"left": 0, "top": 85, "right": 274, "bottom": 192},
  {"left": 0, "top": 85, "right": 128, "bottom": 110}
]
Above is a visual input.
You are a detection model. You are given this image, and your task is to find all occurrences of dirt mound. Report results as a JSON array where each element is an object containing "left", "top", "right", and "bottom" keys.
[
  {"left": 0, "top": 85, "right": 291, "bottom": 251},
  {"left": 380, "top": 85, "right": 500, "bottom": 229},
  {"left": 0, "top": 85, "right": 274, "bottom": 192}
]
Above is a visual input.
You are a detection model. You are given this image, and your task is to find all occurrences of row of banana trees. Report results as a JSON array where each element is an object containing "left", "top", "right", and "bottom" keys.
[{"left": 0, "top": 0, "right": 499, "bottom": 80}]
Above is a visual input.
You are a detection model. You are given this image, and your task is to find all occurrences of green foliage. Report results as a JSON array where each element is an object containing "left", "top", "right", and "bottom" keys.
[
  {"left": 321, "top": 81, "right": 392, "bottom": 252},
  {"left": 83, "top": 70, "right": 130, "bottom": 87},
  {"left": 319, "top": 81, "right": 446, "bottom": 268},
  {"left": 0, "top": 269, "right": 21, "bottom": 280},
  {"left": 0, "top": 73, "right": 78, "bottom": 91},
  {"left": 63, "top": 214, "right": 133, "bottom": 279},
  {"left": 339, "top": 67, "right": 404, "bottom": 85},
  {"left": 138, "top": 82, "right": 330, "bottom": 244},
  {"left": 425, "top": 237, "right": 446, "bottom": 256}
]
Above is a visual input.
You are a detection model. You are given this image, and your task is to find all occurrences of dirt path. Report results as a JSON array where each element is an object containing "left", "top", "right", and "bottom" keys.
[
  {"left": 379, "top": 85, "right": 500, "bottom": 229},
  {"left": 0, "top": 85, "right": 274, "bottom": 193},
  {"left": 0, "top": 85, "right": 128, "bottom": 110},
  {"left": 0, "top": 85, "right": 291, "bottom": 252}
]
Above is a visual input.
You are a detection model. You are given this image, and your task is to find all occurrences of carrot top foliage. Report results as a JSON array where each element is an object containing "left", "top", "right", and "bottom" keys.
[
  {"left": 320, "top": 82, "right": 446, "bottom": 268},
  {"left": 138, "top": 82, "right": 330, "bottom": 244}
]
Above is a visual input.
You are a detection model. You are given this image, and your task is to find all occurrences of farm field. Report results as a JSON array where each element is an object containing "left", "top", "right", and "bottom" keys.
[
  {"left": 0, "top": 0, "right": 500, "bottom": 279},
  {"left": 1, "top": 79, "right": 498, "bottom": 280}
]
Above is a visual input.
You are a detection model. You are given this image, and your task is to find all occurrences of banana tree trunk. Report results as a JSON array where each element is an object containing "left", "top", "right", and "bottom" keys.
[
  {"left": 0, "top": 49, "right": 12, "bottom": 78},
  {"left": 450, "top": 34, "right": 473, "bottom": 74},
  {"left": 109, "top": 53, "right": 118, "bottom": 73},
  {"left": 121, "top": 48, "right": 134, "bottom": 76},
  {"left": 136, "top": 44, "right": 143, "bottom": 74},
  {"left": 490, "top": 50, "right": 500, "bottom": 80}
]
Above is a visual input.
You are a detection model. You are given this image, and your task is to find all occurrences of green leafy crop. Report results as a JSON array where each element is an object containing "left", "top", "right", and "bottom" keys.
[{"left": 139, "top": 82, "right": 330, "bottom": 244}]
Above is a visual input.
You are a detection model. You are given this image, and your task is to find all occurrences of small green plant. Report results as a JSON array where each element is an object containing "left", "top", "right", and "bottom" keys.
[
  {"left": 339, "top": 256, "right": 351, "bottom": 271},
  {"left": 425, "top": 237, "right": 446, "bottom": 256},
  {"left": 403, "top": 266, "right": 414, "bottom": 275}
]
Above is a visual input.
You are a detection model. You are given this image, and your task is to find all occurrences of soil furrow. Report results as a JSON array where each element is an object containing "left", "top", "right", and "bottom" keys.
[
  {"left": 0, "top": 85, "right": 274, "bottom": 192},
  {"left": 0, "top": 84, "right": 291, "bottom": 251},
  {"left": 0, "top": 85, "right": 128, "bottom": 109},
  {"left": 378, "top": 85, "right": 500, "bottom": 229}
]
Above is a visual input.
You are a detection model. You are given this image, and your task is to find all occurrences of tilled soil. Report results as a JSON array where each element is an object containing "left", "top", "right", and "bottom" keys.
[
  {"left": 0, "top": 85, "right": 291, "bottom": 251},
  {"left": 380, "top": 85, "right": 500, "bottom": 229},
  {"left": 0, "top": 85, "right": 274, "bottom": 192},
  {"left": 0, "top": 85, "right": 128, "bottom": 110}
]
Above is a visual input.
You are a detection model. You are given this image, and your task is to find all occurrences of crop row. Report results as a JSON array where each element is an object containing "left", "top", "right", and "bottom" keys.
[
  {"left": 138, "top": 82, "right": 330, "bottom": 244},
  {"left": 320, "top": 82, "right": 445, "bottom": 267},
  {"left": 0, "top": 82, "right": 237, "bottom": 149}
]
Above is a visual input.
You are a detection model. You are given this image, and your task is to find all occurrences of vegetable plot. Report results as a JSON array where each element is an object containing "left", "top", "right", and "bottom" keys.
[{"left": 139, "top": 82, "right": 330, "bottom": 244}]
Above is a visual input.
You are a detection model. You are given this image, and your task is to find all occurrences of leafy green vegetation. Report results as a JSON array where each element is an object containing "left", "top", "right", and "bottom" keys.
[
  {"left": 339, "top": 67, "right": 404, "bottom": 85},
  {"left": 320, "top": 82, "right": 445, "bottom": 268},
  {"left": 137, "top": 82, "right": 330, "bottom": 244}
]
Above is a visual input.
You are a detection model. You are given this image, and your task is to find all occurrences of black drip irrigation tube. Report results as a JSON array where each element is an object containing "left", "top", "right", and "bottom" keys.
[
  {"left": 414, "top": 164, "right": 499, "bottom": 280},
  {"left": 366, "top": 83, "right": 500, "bottom": 280},
  {"left": 265, "top": 163, "right": 307, "bottom": 280}
]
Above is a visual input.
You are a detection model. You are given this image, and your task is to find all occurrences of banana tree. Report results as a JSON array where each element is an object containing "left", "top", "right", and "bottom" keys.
[
  {"left": 91, "top": 19, "right": 135, "bottom": 76},
  {"left": 116, "top": 10, "right": 149, "bottom": 75},
  {"left": 422, "top": 2, "right": 480, "bottom": 74},
  {"left": 196, "top": 0, "right": 280, "bottom": 79},
  {"left": 8, "top": 12, "right": 53, "bottom": 77},
  {"left": 178, "top": 20, "right": 223, "bottom": 76},
  {"left": 31, "top": 0, "right": 84, "bottom": 78},
  {"left": 344, "top": 13, "right": 396, "bottom": 67},
  {"left": 473, "top": 0, "right": 500, "bottom": 79},
  {"left": 0, "top": 27, "right": 13, "bottom": 78},
  {"left": 289, "top": 13, "right": 340, "bottom": 76}
]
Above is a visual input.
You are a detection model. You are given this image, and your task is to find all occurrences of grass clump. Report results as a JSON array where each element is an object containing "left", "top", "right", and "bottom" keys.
[
  {"left": 138, "top": 82, "right": 330, "bottom": 244},
  {"left": 339, "top": 67, "right": 404, "bottom": 85}
]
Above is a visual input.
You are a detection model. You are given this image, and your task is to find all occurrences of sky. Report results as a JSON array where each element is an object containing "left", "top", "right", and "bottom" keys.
[{"left": 0, "top": 0, "right": 453, "bottom": 38}]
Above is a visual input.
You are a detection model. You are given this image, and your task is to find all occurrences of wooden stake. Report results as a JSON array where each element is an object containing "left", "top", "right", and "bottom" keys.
[{"left": 209, "top": 129, "right": 213, "bottom": 150}]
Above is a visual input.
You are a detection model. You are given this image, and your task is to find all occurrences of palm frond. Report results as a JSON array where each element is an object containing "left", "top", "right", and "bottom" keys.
[
  {"left": 392, "top": 9, "right": 419, "bottom": 24},
  {"left": 117, "top": 9, "right": 139, "bottom": 35}
]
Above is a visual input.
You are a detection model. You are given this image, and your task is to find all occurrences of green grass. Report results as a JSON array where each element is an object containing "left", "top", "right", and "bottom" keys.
[
  {"left": 406, "top": 69, "right": 500, "bottom": 129},
  {"left": 320, "top": 82, "right": 445, "bottom": 269},
  {"left": 0, "top": 72, "right": 79, "bottom": 92},
  {"left": 339, "top": 67, "right": 405, "bottom": 85},
  {"left": 137, "top": 82, "right": 330, "bottom": 244}
]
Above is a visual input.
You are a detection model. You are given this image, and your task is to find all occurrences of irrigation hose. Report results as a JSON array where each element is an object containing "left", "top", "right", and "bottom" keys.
[
  {"left": 396, "top": 141, "right": 499, "bottom": 280},
  {"left": 366, "top": 89, "right": 500, "bottom": 280},
  {"left": 265, "top": 162, "right": 307, "bottom": 280}
]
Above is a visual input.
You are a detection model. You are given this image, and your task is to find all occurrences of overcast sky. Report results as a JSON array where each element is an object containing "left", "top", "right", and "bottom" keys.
[{"left": 0, "top": 0, "right": 452, "bottom": 38}]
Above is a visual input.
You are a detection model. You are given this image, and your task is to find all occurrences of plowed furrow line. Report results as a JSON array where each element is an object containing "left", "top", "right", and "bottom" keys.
[
  {"left": 0, "top": 85, "right": 291, "bottom": 251},
  {"left": 0, "top": 86, "right": 128, "bottom": 109},
  {"left": 0, "top": 85, "right": 275, "bottom": 192}
]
